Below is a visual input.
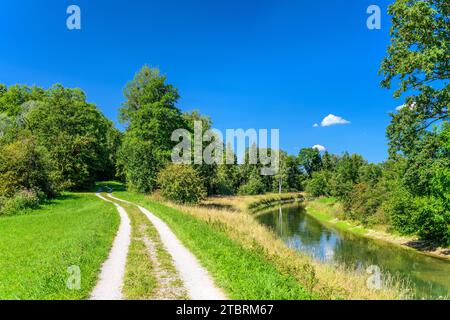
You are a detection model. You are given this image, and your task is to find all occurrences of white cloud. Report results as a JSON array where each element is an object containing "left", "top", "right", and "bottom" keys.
[
  {"left": 312, "top": 144, "right": 326, "bottom": 152},
  {"left": 321, "top": 114, "right": 350, "bottom": 127},
  {"left": 313, "top": 123, "right": 319, "bottom": 128}
]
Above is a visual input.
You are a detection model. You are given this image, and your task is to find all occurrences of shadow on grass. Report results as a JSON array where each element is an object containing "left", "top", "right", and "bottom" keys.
[
  {"left": 94, "top": 181, "right": 127, "bottom": 192},
  {"left": 198, "top": 203, "right": 237, "bottom": 211},
  {"left": 40, "top": 193, "right": 79, "bottom": 206}
]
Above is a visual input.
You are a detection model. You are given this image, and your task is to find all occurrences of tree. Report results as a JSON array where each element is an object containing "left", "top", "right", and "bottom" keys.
[
  {"left": 214, "top": 143, "right": 240, "bottom": 195},
  {"left": 157, "top": 164, "right": 206, "bottom": 204},
  {"left": 380, "top": 0, "right": 449, "bottom": 156},
  {"left": 0, "top": 83, "right": 119, "bottom": 190},
  {"left": 306, "top": 171, "right": 330, "bottom": 197},
  {"left": 118, "top": 66, "right": 185, "bottom": 192},
  {"left": 238, "top": 168, "right": 266, "bottom": 195},
  {"left": 182, "top": 110, "right": 218, "bottom": 195},
  {"left": 298, "top": 148, "right": 322, "bottom": 178},
  {"left": 25, "top": 85, "right": 119, "bottom": 190}
]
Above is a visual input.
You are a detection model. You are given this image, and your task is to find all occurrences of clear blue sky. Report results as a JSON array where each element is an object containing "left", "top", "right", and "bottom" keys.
[{"left": 0, "top": 0, "right": 403, "bottom": 163}]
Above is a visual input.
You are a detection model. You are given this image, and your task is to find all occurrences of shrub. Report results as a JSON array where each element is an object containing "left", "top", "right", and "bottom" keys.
[
  {"left": 0, "top": 137, "right": 57, "bottom": 198},
  {"left": 157, "top": 164, "right": 206, "bottom": 204},
  {"left": 412, "top": 197, "right": 450, "bottom": 245},
  {"left": 306, "top": 171, "right": 329, "bottom": 197},
  {"left": 238, "top": 171, "right": 266, "bottom": 195},
  {"left": 0, "top": 189, "right": 41, "bottom": 216}
]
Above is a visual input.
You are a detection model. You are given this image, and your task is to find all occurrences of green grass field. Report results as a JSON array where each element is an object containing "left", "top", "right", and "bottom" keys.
[
  {"left": 109, "top": 186, "right": 314, "bottom": 300},
  {"left": 0, "top": 193, "right": 119, "bottom": 300}
]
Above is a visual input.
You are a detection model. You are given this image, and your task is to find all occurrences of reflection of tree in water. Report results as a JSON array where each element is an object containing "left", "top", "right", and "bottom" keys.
[{"left": 257, "top": 205, "right": 450, "bottom": 298}]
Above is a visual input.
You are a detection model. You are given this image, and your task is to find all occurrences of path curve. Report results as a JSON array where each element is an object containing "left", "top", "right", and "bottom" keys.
[
  {"left": 107, "top": 193, "right": 227, "bottom": 300},
  {"left": 91, "top": 193, "right": 131, "bottom": 300}
]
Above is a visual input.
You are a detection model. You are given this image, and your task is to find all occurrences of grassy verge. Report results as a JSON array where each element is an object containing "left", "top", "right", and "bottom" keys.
[
  {"left": 304, "top": 197, "right": 368, "bottom": 235},
  {"left": 0, "top": 193, "right": 119, "bottom": 300},
  {"left": 109, "top": 190, "right": 314, "bottom": 300},
  {"left": 103, "top": 194, "right": 186, "bottom": 300}
]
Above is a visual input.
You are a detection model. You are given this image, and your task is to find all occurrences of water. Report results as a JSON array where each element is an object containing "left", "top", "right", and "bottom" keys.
[{"left": 257, "top": 205, "right": 450, "bottom": 299}]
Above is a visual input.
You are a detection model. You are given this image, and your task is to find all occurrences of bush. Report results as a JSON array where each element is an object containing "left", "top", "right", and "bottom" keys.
[
  {"left": 157, "top": 164, "right": 206, "bottom": 204},
  {"left": 0, "top": 189, "right": 41, "bottom": 216},
  {"left": 0, "top": 137, "right": 57, "bottom": 198},
  {"left": 306, "top": 171, "right": 329, "bottom": 197},
  {"left": 238, "top": 171, "right": 266, "bottom": 195},
  {"left": 412, "top": 197, "right": 450, "bottom": 245}
]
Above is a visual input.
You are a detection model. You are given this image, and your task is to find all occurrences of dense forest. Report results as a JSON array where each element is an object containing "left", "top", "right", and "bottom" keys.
[{"left": 0, "top": 0, "right": 448, "bottom": 246}]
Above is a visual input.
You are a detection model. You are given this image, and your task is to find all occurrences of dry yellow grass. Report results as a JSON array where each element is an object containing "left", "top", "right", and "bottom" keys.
[{"left": 152, "top": 193, "right": 411, "bottom": 300}]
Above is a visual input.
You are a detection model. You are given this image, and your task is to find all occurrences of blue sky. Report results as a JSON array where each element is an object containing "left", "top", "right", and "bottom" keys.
[{"left": 0, "top": 0, "right": 403, "bottom": 163}]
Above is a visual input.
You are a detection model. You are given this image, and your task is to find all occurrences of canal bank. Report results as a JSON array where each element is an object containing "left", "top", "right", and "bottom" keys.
[
  {"left": 304, "top": 197, "right": 450, "bottom": 261},
  {"left": 256, "top": 204, "right": 450, "bottom": 299}
]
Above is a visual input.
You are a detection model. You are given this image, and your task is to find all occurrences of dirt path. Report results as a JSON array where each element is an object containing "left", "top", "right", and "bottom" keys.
[
  {"left": 90, "top": 193, "right": 131, "bottom": 300},
  {"left": 107, "top": 193, "right": 227, "bottom": 300}
]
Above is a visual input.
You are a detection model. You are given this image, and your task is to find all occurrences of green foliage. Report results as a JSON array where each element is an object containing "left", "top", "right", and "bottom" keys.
[
  {"left": 213, "top": 143, "right": 240, "bottom": 195},
  {"left": 0, "top": 137, "right": 56, "bottom": 200},
  {"left": 182, "top": 110, "right": 218, "bottom": 195},
  {"left": 0, "top": 189, "right": 41, "bottom": 216},
  {"left": 238, "top": 169, "right": 266, "bottom": 195},
  {"left": 25, "top": 85, "right": 119, "bottom": 190},
  {"left": 118, "top": 66, "right": 185, "bottom": 192},
  {"left": 298, "top": 148, "right": 322, "bottom": 178},
  {"left": 381, "top": 0, "right": 449, "bottom": 156},
  {"left": 157, "top": 164, "right": 206, "bottom": 204},
  {"left": 306, "top": 171, "right": 330, "bottom": 197},
  {"left": 0, "top": 83, "right": 120, "bottom": 191}
]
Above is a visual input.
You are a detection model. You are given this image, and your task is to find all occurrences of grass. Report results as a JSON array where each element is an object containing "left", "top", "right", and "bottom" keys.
[
  {"left": 0, "top": 193, "right": 119, "bottom": 300},
  {"left": 107, "top": 189, "right": 314, "bottom": 300},
  {"left": 102, "top": 194, "right": 187, "bottom": 300},
  {"left": 304, "top": 197, "right": 418, "bottom": 241},
  {"left": 305, "top": 199, "right": 368, "bottom": 235},
  {"left": 101, "top": 182, "right": 408, "bottom": 300}
]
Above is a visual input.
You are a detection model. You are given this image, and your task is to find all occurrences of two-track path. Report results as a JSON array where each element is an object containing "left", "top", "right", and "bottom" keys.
[{"left": 91, "top": 189, "right": 226, "bottom": 300}]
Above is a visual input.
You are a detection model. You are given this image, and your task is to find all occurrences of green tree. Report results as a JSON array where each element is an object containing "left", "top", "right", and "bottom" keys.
[
  {"left": 298, "top": 148, "right": 322, "bottom": 178},
  {"left": 380, "top": 0, "right": 449, "bottom": 156},
  {"left": 214, "top": 143, "right": 240, "bottom": 195},
  {"left": 25, "top": 85, "right": 119, "bottom": 190},
  {"left": 182, "top": 110, "right": 219, "bottom": 195},
  {"left": 118, "top": 66, "right": 185, "bottom": 192}
]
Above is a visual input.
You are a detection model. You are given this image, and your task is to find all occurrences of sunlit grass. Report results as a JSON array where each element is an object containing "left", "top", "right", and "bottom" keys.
[{"left": 0, "top": 193, "right": 119, "bottom": 300}]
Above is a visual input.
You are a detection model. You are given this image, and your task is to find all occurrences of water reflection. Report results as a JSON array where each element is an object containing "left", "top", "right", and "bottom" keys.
[{"left": 257, "top": 205, "right": 450, "bottom": 299}]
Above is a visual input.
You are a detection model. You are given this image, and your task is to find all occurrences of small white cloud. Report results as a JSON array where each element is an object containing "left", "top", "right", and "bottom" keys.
[
  {"left": 321, "top": 114, "right": 350, "bottom": 127},
  {"left": 313, "top": 123, "right": 319, "bottom": 128},
  {"left": 312, "top": 144, "right": 326, "bottom": 152}
]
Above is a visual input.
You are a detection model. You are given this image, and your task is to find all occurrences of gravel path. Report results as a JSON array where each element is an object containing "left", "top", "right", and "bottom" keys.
[
  {"left": 90, "top": 193, "right": 131, "bottom": 300},
  {"left": 107, "top": 193, "right": 227, "bottom": 300}
]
